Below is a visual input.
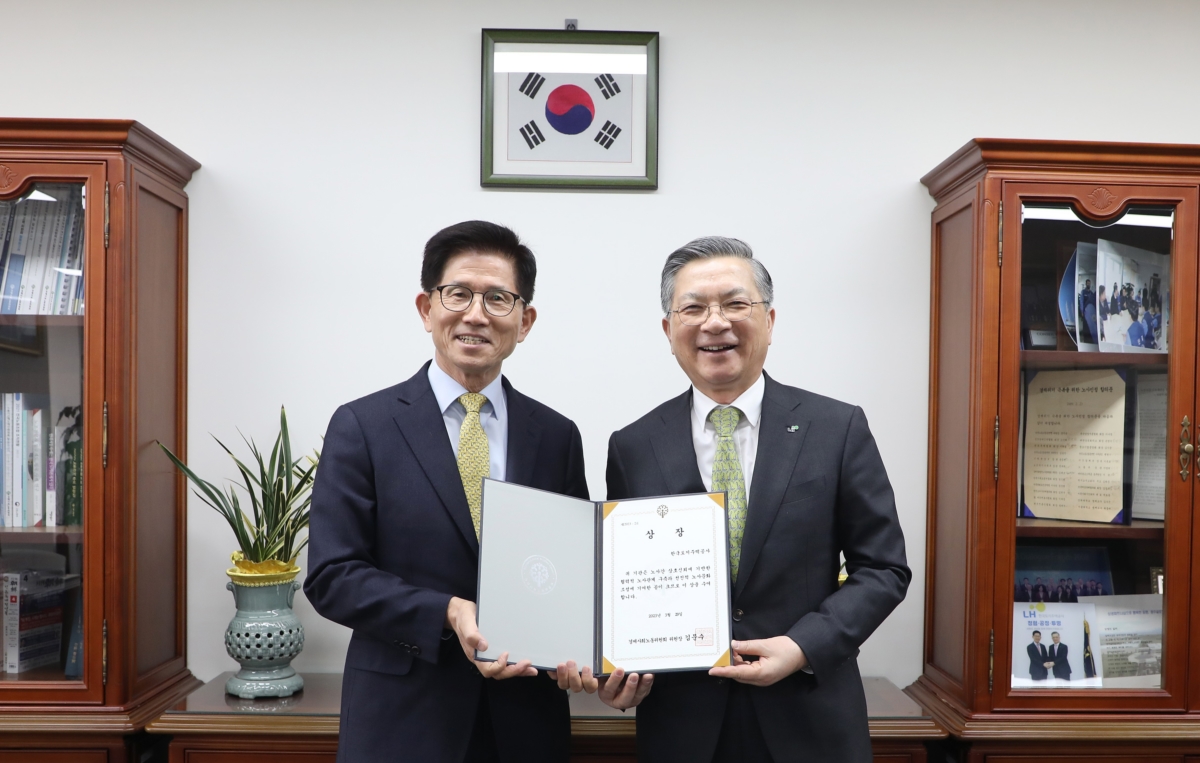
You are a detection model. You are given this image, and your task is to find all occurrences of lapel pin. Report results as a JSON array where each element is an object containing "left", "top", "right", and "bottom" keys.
[{"left": 786, "top": 425, "right": 799, "bottom": 433}]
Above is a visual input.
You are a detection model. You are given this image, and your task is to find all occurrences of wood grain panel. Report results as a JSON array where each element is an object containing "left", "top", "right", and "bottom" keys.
[
  {"left": 134, "top": 185, "right": 182, "bottom": 677},
  {"left": 982, "top": 758, "right": 1182, "bottom": 763},
  {"left": 930, "top": 202, "right": 976, "bottom": 684},
  {"left": 0, "top": 753, "right": 107, "bottom": 763},
  {"left": 183, "top": 754, "right": 335, "bottom": 763}
]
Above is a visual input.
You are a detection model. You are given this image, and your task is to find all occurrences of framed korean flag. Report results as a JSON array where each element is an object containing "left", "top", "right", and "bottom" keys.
[{"left": 481, "top": 29, "right": 659, "bottom": 189}]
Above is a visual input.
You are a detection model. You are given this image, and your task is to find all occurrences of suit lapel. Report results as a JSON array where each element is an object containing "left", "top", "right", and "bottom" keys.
[
  {"left": 503, "top": 378, "right": 543, "bottom": 488},
  {"left": 649, "top": 390, "right": 706, "bottom": 496},
  {"left": 393, "top": 364, "right": 478, "bottom": 553},
  {"left": 736, "top": 374, "right": 808, "bottom": 599}
]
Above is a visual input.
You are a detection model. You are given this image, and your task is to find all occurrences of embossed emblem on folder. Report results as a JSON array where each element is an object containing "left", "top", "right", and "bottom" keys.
[{"left": 521, "top": 555, "right": 558, "bottom": 595}]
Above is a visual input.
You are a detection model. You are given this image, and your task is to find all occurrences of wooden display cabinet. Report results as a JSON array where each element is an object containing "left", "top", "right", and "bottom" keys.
[
  {"left": 0, "top": 120, "right": 200, "bottom": 760},
  {"left": 907, "top": 138, "right": 1200, "bottom": 761}
]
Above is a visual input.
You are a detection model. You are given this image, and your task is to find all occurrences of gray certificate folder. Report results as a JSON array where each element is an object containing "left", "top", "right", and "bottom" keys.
[{"left": 474, "top": 479, "right": 733, "bottom": 675}]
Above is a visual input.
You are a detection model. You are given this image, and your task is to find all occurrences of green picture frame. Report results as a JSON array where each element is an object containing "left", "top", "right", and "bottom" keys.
[{"left": 481, "top": 29, "right": 659, "bottom": 190}]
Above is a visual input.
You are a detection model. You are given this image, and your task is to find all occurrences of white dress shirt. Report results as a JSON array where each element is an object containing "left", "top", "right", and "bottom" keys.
[
  {"left": 427, "top": 361, "right": 508, "bottom": 481},
  {"left": 691, "top": 372, "right": 765, "bottom": 496}
]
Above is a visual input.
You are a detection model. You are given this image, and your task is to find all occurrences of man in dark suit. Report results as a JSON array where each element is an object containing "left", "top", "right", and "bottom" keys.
[
  {"left": 1014, "top": 578, "right": 1031, "bottom": 602},
  {"left": 1027, "top": 631, "right": 1050, "bottom": 681},
  {"left": 304, "top": 221, "right": 589, "bottom": 763},
  {"left": 583, "top": 237, "right": 910, "bottom": 763},
  {"left": 1079, "top": 278, "right": 1095, "bottom": 320},
  {"left": 1049, "top": 632, "right": 1071, "bottom": 680},
  {"left": 1098, "top": 285, "right": 1108, "bottom": 339}
]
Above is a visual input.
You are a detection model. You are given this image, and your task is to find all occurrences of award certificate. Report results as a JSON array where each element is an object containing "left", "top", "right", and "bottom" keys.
[
  {"left": 1022, "top": 368, "right": 1128, "bottom": 524},
  {"left": 475, "top": 479, "right": 732, "bottom": 675}
]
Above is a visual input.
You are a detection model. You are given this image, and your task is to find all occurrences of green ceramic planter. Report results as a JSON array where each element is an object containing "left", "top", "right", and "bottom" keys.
[{"left": 223, "top": 577, "right": 305, "bottom": 698}]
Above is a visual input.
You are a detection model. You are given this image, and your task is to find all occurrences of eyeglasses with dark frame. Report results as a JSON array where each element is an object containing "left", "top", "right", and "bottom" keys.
[
  {"left": 669, "top": 299, "right": 768, "bottom": 326},
  {"left": 432, "top": 284, "right": 525, "bottom": 317}
]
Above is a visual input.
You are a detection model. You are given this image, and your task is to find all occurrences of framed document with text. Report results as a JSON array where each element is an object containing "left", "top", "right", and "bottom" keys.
[
  {"left": 474, "top": 479, "right": 732, "bottom": 674},
  {"left": 481, "top": 29, "right": 659, "bottom": 189},
  {"left": 1020, "top": 368, "right": 1133, "bottom": 524}
]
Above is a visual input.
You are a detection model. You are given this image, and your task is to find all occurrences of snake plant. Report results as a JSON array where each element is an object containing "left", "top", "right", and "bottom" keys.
[{"left": 158, "top": 406, "right": 318, "bottom": 565}]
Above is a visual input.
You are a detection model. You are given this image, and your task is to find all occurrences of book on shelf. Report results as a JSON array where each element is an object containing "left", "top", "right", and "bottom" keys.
[
  {"left": 0, "top": 397, "right": 4, "bottom": 529},
  {"left": 8, "top": 392, "right": 22, "bottom": 527},
  {"left": 59, "top": 407, "right": 82, "bottom": 527},
  {"left": 0, "top": 185, "right": 85, "bottom": 317},
  {"left": 0, "top": 231, "right": 23, "bottom": 317},
  {"left": 17, "top": 192, "right": 46, "bottom": 316},
  {"left": 25, "top": 408, "right": 43, "bottom": 527},
  {"left": 0, "top": 395, "right": 78, "bottom": 528},
  {"left": 2, "top": 570, "right": 64, "bottom": 673},
  {"left": 44, "top": 435, "right": 57, "bottom": 528},
  {"left": 62, "top": 594, "right": 82, "bottom": 678}
]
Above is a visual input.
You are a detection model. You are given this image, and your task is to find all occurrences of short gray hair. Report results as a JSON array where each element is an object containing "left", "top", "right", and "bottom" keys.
[{"left": 659, "top": 236, "right": 774, "bottom": 314}]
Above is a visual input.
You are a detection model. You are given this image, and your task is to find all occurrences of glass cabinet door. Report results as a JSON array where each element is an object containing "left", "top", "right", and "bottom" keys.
[
  {"left": 0, "top": 179, "right": 89, "bottom": 688},
  {"left": 997, "top": 182, "right": 1197, "bottom": 709}
]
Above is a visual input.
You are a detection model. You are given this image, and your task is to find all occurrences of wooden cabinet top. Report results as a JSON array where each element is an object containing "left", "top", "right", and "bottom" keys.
[
  {"left": 922, "top": 138, "right": 1200, "bottom": 200},
  {"left": 0, "top": 118, "right": 200, "bottom": 184},
  {"left": 146, "top": 672, "right": 946, "bottom": 740}
]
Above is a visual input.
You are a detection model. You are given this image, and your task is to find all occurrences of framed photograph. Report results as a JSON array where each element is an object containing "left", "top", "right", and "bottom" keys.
[
  {"left": 0, "top": 321, "right": 43, "bottom": 356},
  {"left": 1011, "top": 601, "right": 1101, "bottom": 688},
  {"left": 481, "top": 29, "right": 659, "bottom": 189},
  {"left": 1014, "top": 545, "right": 1114, "bottom": 603}
]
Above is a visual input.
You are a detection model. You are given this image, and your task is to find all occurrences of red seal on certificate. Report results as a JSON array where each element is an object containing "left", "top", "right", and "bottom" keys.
[{"left": 694, "top": 627, "right": 714, "bottom": 647}]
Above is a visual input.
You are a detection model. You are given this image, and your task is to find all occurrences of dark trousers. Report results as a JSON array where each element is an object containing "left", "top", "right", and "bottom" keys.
[
  {"left": 711, "top": 683, "right": 774, "bottom": 763},
  {"left": 464, "top": 687, "right": 499, "bottom": 763}
]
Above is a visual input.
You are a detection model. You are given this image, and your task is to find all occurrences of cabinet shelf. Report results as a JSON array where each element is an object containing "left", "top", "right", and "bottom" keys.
[
  {"left": 1020, "top": 350, "right": 1168, "bottom": 369},
  {"left": 0, "top": 665, "right": 80, "bottom": 683},
  {"left": 0, "top": 315, "right": 83, "bottom": 327},
  {"left": 0, "top": 526, "right": 83, "bottom": 543},
  {"left": 1015, "top": 517, "right": 1164, "bottom": 540}
]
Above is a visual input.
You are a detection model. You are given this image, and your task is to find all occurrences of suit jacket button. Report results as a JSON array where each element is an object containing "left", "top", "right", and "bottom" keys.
[
  {"left": 411, "top": 645, "right": 421, "bottom": 656},
  {"left": 733, "top": 609, "right": 744, "bottom": 622}
]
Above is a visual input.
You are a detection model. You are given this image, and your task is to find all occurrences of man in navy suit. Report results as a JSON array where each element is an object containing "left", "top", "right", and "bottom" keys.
[
  {"left": 1027, "top": 631, "right": 1050, "bottom": 681},
  {"left": 579, "top": 237, "right": 910, "bottom": 762},
  {"left": 305, "top": 221, "right": 589, "bottom": 763},
  {"left": 1127, "top": 304, "right": 1148, "bottom": 347},
  {"left": 1049, "top": 631, "right": 1071, "bottom": 680}
]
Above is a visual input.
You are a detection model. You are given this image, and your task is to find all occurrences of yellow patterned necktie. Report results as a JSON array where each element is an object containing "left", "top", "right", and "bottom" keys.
[
  {"left": 457, "top": 392, "right": 489, "bottom": 540},
  {"left": 709, "top": 406, "right": 747, "bottom": 581}
]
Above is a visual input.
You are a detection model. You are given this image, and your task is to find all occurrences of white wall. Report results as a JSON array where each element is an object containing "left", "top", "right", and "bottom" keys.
[{"left": 7, "top": 0, "right": 1200, "bottom": 690}]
